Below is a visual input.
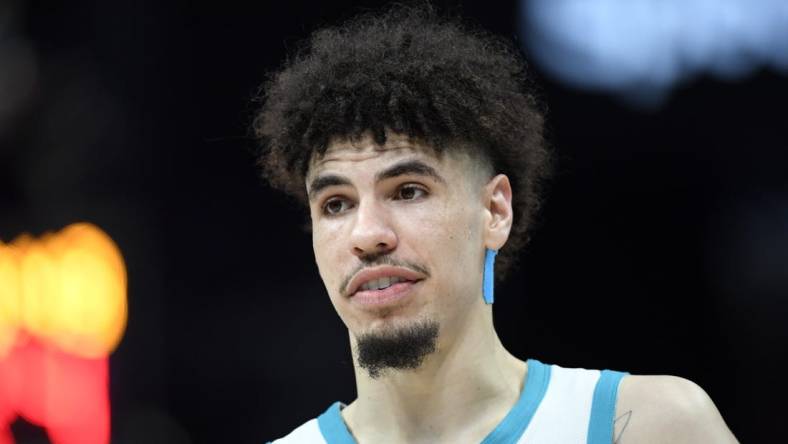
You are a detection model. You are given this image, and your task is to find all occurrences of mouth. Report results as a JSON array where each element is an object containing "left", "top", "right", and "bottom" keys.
[
  {"left": 345, "top": 265, "right": 427, "bottom": 306},
  {"left": 358, "top": 276, "right": 410, "bottom": 292},
  {"left": 352, "top": 279, "right": 423, "bottom": 307}
]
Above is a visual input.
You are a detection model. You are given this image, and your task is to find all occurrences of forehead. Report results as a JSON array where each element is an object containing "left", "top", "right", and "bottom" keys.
[{"left": 307, "top": 133, "right": 444, "bottom": 177}]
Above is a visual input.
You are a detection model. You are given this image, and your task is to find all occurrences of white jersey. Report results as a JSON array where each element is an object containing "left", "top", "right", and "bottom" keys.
[{"left": 270, "top": 359, "right": 628, "bottom": 444}]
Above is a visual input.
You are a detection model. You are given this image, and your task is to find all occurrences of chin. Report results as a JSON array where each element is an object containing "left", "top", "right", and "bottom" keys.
[
  {"left": 356, "top": 317, "right": 401, "bottom": 337},
  {"left": 363, "top": 313, "right": 436, "bottom": 336}
]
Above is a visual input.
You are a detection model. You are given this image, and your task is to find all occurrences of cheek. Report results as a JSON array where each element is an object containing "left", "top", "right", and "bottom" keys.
[
  {"left": 313, "top": 228, "right": 358, "bottom": 327},
  {"left": 312, "top": 225, "right": 345, "bottom": 293},
  {"left": 404, "top": 199, "right": 483, "bottom": 293}
]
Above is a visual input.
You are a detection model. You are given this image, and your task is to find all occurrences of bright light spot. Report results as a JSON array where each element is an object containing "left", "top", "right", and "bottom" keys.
[
  {"left": 46, "top": 224, "right": 128, "bottom": 358},
  {"left": 0, "top": 223, "right": 127, "bottom": 358},
  {"left": 0, "top": 223, "right": 126, "bottom": 444},
  {"left": 521, "top": 0, "right": 788, "bottom": 105},
  {"left": 0, "top": 242, "right": 21, "bottom": 359}
]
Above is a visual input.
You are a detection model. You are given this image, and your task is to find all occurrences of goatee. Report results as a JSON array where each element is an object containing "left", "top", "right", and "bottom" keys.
[{"left": 356, "top": 319, "right": 440, "bottom": 379}]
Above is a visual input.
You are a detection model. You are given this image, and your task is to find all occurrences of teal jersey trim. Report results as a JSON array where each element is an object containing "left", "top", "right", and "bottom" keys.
[
  {"left": 480, "top": 358, "right": 551, "bottom": 444},
  {"left": 317, "top": 359, "right": 550, "bottom": 444},
  {"left": 317, "top": 402, "right": 356, "bottom": 444},
  {"left": 586, "top": 369, "right": 629, "bottom": 444}
]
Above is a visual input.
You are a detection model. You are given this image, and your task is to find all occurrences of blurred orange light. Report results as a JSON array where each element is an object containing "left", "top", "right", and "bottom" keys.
[
  {"left": 0, "top": 242, "right": 21, "bottom": 359},
  {"left": 0, "top": 223, "right": 127, "bottom": 444},
  {"left": 1, "top": 223, "right": 127, "bottom": 358}
]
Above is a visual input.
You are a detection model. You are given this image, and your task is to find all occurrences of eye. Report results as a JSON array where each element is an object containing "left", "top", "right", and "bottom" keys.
[
  {"left": 394, "top": 184, "right": 428, "bottom": 201},
  {"left": 322, "top": 197, "right": 354, "bottom": 216}
]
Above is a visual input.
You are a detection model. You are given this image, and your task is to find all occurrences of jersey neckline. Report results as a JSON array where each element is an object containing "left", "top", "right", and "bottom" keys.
[{"left": 316, "top": 358, "right": 551, "bottom": 444}]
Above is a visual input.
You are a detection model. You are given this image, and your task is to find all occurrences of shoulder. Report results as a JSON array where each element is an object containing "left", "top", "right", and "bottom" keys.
[
  {"left": 614, "top": 374, "right": 738, "bottom": 443},
  {"left": 269, "top": 418, "right": 325, "bottom": 444}
]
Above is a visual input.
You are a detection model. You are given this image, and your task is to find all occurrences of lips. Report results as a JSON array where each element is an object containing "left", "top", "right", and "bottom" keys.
[
  {"left": 351, "top": 279, "right": 422, "bottom": 307},
  {"left": 359, "top": 275, "right": 409, "bottom": 291},
  {"left": 346, "top": 265, "right": 427, "bottom": 297}
]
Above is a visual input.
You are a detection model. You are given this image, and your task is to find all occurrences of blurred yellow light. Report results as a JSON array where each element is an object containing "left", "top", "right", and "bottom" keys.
[
  {"left": 49, "top": 223, "right": 128, "bottom": 358},
  {"left": 0, "top": 223, "right": 127, "bottom": 359},
  {"left": 0, "top": 240, "right": 22, "bottom": 358},
  {"left": 19, "top": 234, "right": 61, "bottom": 341}
]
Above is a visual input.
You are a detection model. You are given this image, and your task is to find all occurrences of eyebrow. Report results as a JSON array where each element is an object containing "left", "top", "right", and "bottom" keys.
[
  {"left": 375, "top": 159, "right": 446, "bottom": 185},
  {"left": 307, "top": 159, "right": 446, "bottom": 201}
]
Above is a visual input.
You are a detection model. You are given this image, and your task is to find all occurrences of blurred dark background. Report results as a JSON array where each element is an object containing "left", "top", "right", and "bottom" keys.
[{"left": 1, "top": 0, "right": 786, "bottom": 442}]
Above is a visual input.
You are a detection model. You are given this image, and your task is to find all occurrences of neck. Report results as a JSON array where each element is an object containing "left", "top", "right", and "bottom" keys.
[{"left": 342, "top": 306, "right": 527, "bottom": 444}]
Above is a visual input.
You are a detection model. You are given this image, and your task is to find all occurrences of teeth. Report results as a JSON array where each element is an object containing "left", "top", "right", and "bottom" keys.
[{"left": 360, "top": 276, "right": 405, "bottom": 291}]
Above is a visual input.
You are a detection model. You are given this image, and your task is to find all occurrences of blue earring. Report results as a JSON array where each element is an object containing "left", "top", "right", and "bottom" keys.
[{"left": 483, "top": 248, "right": 497, "bottom": 304}]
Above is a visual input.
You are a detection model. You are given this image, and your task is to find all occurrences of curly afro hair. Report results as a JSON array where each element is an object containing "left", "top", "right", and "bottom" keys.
[{"left": 253, "top": 3, "right": 553, "bottom": 280}]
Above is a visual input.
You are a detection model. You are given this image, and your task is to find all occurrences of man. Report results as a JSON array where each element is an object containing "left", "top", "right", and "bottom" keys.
[{"left": 255, "top": 4, "right": 738, "bottom": 443}]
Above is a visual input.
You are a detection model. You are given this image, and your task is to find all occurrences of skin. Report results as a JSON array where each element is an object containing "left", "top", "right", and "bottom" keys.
[
  {"left": 304, "top": 131, "right": 739, "bottom": 443},
  {"left": 613, "top": 376, "right": 739, "bottom": 443}
]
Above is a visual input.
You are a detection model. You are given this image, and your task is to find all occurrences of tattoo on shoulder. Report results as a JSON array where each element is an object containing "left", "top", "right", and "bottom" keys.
[{"left": 613, "top": 410, "right": 633, "bottom": 444}]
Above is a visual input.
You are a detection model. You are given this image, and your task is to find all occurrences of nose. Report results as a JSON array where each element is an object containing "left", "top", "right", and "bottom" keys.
[{"left": 350, "top": 199, "right": 398, "bottom": 258}]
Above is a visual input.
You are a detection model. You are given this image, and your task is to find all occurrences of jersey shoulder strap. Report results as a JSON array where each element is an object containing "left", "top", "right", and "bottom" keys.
[
  {"left": 586, "top": 369, "right": 628, "bottom": 444},
  {"left": 516, "top": 363, "right": 600, "bottom": 443},
  {"left": 269, "top": 417, "right": 326, "bottom": 444}
]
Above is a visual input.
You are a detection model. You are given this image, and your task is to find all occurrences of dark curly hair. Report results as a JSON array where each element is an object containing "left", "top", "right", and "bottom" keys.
[{"left": 253, "top": 3, "right": 552, "bottom": 279}]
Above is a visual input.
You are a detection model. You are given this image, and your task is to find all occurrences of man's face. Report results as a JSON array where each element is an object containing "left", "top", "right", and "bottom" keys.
[{"left": 306, "top": 132, "right": 492, "bottom": 349}]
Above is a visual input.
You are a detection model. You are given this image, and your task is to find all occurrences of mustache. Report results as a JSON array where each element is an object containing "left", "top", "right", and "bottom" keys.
[{"left": 339, "top": 255, "right": 430, "bottom": 296}]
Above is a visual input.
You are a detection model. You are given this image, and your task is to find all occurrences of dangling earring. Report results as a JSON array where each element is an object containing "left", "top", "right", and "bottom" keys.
[{"left": 483, "top": 248, "right": 497, "bottom": 304}]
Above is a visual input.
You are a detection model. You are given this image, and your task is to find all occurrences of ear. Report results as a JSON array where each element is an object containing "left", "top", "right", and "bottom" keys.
[{"left": 483, "top": 174, "right": 513, "bottom": 251}]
